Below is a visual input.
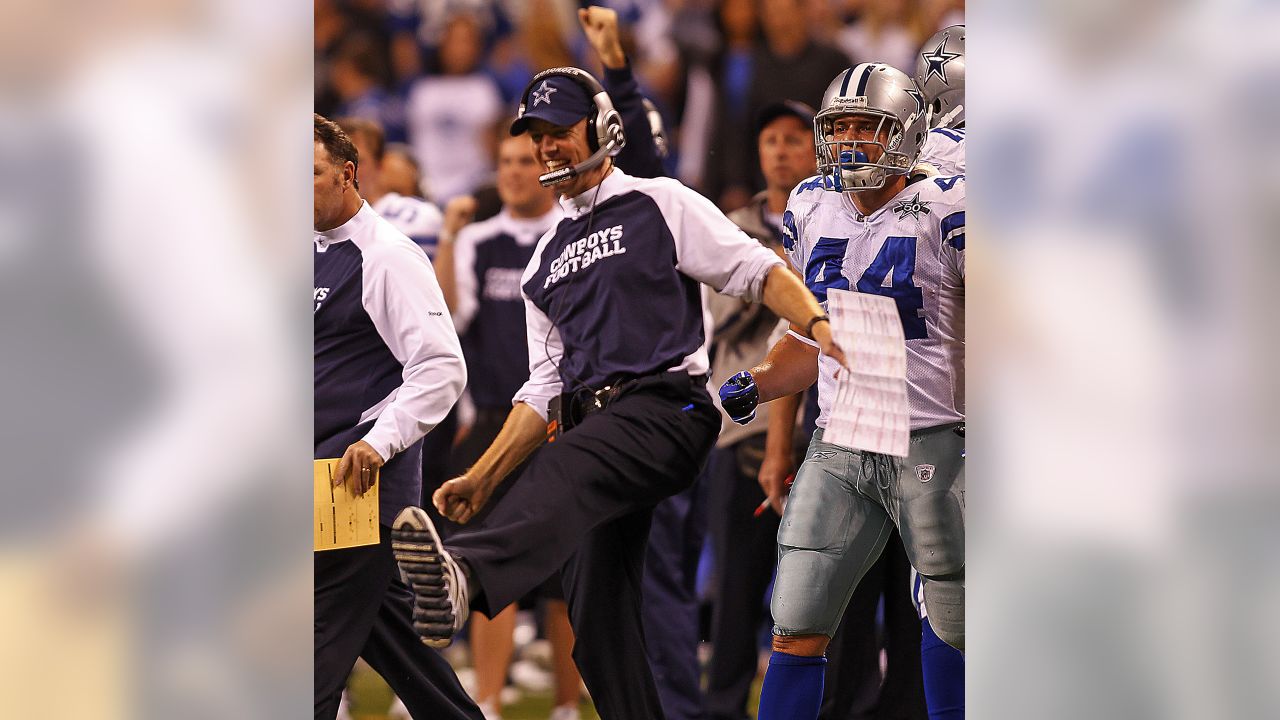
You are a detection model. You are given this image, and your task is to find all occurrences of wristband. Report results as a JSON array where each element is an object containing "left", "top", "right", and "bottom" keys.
[{"left": 805, "top": 314, "right": 830, "bottom": 336}]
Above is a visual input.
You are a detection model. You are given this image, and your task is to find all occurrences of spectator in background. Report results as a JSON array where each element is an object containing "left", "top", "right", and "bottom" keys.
[
  {"left": 711, "top": 0, "right": 848, "bottom": 212},
  {"left": 315, "top": 0, "right": 393, "bottom": 118},
  {"left": 380, "top": 144, "right": 427, "bottom": 199},
  {"left": 492, "top": 0, "right": 578, "bottom": 101},
  {"left": 331, "top": 35, "right": 408, "bottom": 144},
  {"left": 751, "top": 0, "right": 852, "bottom": 146},
  {"left": 405, "top": 11, "right": 504, "bottom": 204},
  {"left": 700, "top": 0, "right": 761, "bottom": 209},
  {"left": 704, "top": 99, "right": 817, "bottom": 720},
  {"left": 338, "top": 118, "right": 443, "bottom": 256},
  {"left": 919, "top": 0, "right": 966, "bottom": 33},
  {"left": 835, "top": 0, "right": 930, "bottom": 76}
]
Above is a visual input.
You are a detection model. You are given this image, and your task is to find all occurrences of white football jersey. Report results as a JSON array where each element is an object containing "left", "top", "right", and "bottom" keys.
[
  {"left": 783, "top": 174, "right": 965, "bottom": 431},
  {"left": 917, "top": 127, "right": 966, "bottom": 176},
  {"left": 372, "top": 192, "right": 445, "bottom": 259}
]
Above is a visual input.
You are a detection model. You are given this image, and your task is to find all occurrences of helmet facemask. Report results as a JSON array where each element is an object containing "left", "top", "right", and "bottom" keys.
[{"left": 814, "top": 108, "right": 912, "bottom": 192}]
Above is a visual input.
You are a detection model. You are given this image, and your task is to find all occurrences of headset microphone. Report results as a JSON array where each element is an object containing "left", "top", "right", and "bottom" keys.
[{"left": 537, "top": 142, "right": 616, "bottom": 187}]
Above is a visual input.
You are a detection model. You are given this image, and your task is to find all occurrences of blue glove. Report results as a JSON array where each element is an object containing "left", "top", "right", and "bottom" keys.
[{"left": 719, "top": 371, "right": 760, "bottom": 425}]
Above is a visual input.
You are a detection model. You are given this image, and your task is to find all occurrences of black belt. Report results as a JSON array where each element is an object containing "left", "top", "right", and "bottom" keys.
[{"left": 552, "top": 370, "right": 706, "bottom": 432}]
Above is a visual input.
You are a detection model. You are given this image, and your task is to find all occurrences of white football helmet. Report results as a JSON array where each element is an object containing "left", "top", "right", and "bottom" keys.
[
  {"left": 914, "top": 25, "right": 965, "bottom": 128},
  {"left": 814, "top": 63, "right": 928, "bottom": 192}
]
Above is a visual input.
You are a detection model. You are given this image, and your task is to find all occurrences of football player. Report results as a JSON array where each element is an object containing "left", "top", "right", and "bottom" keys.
[
  {"left": 718, "top": 63, "right": 965, "bottom": 720},
  {"left": 913, "top": 25, "right": 968, "bottom": 719},
  {"left": 914, "top": 25, "right": 965, "bottom": 177}
]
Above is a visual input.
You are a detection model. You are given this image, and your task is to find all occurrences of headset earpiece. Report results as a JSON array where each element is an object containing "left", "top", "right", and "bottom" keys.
[{"left": 517, "top": 67, "right": 626, "bottom": 158}]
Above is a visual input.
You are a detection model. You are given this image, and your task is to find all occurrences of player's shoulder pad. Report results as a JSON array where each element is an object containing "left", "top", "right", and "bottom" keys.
[
  {"left": 909, "top": 175, "right": 965, "bottom": 251},
  {"left": 385, "top": 192, "right": 439, "bottom": 213},
  {"left": 364, "top": 215, "right": 433, "bottom": 264},
  {"left": 790, "top": 173, "right": 833, "bottom": 199},
  {"left": 912, "top": 173, "right": 966, "bottom": 205},
  {"left": 928, "top": 126, "right": 967, "bottom": 141}
]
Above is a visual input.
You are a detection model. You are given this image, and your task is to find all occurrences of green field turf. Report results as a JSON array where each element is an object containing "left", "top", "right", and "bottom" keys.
[{"left": 347, "top": 657, "right": 763, "bottom": 719}]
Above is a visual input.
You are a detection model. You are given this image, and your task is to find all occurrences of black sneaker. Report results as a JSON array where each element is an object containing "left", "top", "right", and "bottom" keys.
[{"left": 391, "top": 506, "right": 469, "bottom": 648}]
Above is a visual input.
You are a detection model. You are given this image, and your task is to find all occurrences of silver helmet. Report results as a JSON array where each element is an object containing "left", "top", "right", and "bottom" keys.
[
  {"left": 914, "top": 25, "right": 965, "bottom": 128},
  {"left": 814, "top": 63, "right": 928, "bottom": 192}
]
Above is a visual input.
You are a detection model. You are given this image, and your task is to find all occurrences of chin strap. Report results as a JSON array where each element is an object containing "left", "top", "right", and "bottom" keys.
[{"left": 934, "top": 104, "right": 965, "bottom": 129}]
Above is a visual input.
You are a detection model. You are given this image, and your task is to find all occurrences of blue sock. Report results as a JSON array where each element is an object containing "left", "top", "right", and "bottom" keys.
[
  {"left": 757, "top": 650, "right": 826, "bottom": 720},
  {"left": 921, "top": 616, "right": 966, "bottom": 719}
]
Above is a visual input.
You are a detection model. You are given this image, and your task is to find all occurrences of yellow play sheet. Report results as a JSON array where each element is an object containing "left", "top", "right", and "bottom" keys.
[{"left": 314, "top": 458, "right": 380, "bottom": 551}]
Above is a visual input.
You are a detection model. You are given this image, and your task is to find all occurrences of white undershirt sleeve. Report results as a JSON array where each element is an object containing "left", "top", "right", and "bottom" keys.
[
  {"left": 511, "top": 293, "right": 564, "bottom": 421},
  {"left": 647, "top": 179, "right": 784, "bottom": 301},
  {"left": 359, "top": 241, "right": 467, "bottom": 462},
  {"left": 452, "top": 225, "right": 480, "bottom": 334}
]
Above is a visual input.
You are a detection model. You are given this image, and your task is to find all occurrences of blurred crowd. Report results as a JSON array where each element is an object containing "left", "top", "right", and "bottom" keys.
[{"left": 315, "top": 0, "right": 963, "bottom": 212}]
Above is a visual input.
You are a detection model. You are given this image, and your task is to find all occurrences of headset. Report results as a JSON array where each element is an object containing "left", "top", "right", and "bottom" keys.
[{"left": 515, "top": 66, "right": 627, "bottom": 187}]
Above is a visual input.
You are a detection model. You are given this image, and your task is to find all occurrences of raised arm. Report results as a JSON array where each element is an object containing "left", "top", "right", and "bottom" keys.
[{"left": 579, "top": 5, "right": 667, "bottom": 178}]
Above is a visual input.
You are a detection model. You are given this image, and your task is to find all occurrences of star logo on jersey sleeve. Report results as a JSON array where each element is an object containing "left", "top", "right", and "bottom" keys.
[
  {"left": 892, "top": 193, "right": 932, "bottom": 220},
  {"left": 531, "top": 81, "right": 558, "bottom": 107},
  {"left": 920, "top": 34, "right": 961, "bottom": 84}
]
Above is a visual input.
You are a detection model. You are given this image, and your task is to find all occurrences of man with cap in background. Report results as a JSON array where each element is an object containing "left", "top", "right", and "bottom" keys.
[
  {"left": 703, "top": 99, "right": 817, "bottom": 720},
  {"left": 389, "top": 66, "right": 848, "bottom": 720}
]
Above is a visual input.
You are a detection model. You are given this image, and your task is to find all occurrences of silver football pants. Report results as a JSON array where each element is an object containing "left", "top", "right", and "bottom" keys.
[{"left": 771, "top": 424, "right": 965, "bottom": 650}]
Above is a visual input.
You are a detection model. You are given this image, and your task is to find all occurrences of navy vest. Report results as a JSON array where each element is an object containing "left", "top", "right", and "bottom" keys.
[
  {"left": 464, "top": 231, "right": 536, "bottom": 408},
  {"left": 314, "top": 240, "right": 422, "bottom": 521},
  {"left": 523, "top": 191, "right": 704, "bottom": 390}
]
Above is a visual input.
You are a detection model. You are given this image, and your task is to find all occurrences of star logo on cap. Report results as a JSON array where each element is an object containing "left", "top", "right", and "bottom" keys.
[
  {"left": 531, "top": 80, "right": 558, "bottom": 108},
  {"left": 919, "top": 34, "right": 961, "bottom": 84}
]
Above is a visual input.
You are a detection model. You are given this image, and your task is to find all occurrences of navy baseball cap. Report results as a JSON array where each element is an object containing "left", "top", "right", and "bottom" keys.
[
  {"left": 510, "top": 75, "right": 594, "bottom": 135},
  {"left": 756, "top": 100, "right": 816, "bottom": 136}
]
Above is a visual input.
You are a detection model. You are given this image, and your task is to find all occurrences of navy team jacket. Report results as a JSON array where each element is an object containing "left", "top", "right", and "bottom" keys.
[
  {"left": 513, "top": 168, "right": 784, "bottom": 419},
  {"left": 314, "top": 201, "right": 466, "bottom": 522}
]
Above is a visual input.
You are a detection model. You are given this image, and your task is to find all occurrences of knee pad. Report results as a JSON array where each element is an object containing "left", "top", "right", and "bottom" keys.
[
  {"left": 770, "top": 548, "right": 844, "bottom": 636},
  {"left": 899, "top": 489, "right": 965, "bottom": 578},
  {"left": 920, "top": 572, "right": 965, "bottom": 652}
]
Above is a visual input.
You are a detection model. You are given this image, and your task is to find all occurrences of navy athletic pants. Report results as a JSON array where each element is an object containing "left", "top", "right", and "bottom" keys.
[
  {"left": 314, "top": 528, "right": 483, "bottom": 720},
  {"left": 447, "top": 371, "right": 720, "bottom": 720}
]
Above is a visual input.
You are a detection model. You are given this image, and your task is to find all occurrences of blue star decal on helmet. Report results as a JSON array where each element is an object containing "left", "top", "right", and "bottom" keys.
[
  {"left": 530, "top": 80, "right": 558, "bottom": 107},
  {"left": 892, "top": 192, "right": 932, "bottom": 220},
  {"left": 906, "top": 87, "right": 927, "bottom": 115},
  {"left": 919, "top": 34, "right": 961, "bottom": 84}
]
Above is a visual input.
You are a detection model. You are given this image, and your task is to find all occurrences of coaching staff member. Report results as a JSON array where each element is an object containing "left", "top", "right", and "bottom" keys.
[
  {"left": 389, "top": 70, "right": 846, "bottom": 719},
  {"left": 312, "top": 114, "right": 481, "bottom": 720}
]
